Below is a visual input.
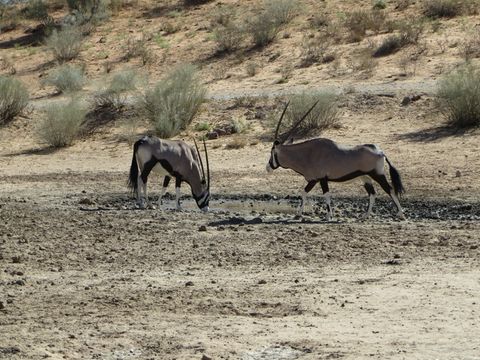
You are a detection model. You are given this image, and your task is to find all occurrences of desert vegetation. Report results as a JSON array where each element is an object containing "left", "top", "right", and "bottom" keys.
[
  {"left": 37, "top": 100, "right": 87, "bottom": 147},
  {"left": 143, "top": 64, "right": 206, "bottom": 138},
  {"left": 0, "top": 76, "right": 28, "bottom": 125},
  {"left": 1, "top": 1, "right": 480, "bottom": 360},
  {"left": 436, "top": 64, "right": 480, "bottom": 128}
]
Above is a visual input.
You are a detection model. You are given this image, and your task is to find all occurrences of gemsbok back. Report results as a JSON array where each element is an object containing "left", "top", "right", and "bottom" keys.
[
  {"left": 266, "top": 102, "right": 405, "bottom": 220},
  {"left": 128, "top": 136, "right": 210, "bottom": 212}
]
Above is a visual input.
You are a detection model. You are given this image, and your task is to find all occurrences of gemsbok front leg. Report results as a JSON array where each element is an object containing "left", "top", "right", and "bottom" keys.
[
  {"left": 175, "top": 177, "right": 182, "bottom": 211},
  {"left": 299, "top": 180, "right": 317, "bottom": 215},
  {"left": 319, "top": 178, "right": 333, "bottom": 221}
]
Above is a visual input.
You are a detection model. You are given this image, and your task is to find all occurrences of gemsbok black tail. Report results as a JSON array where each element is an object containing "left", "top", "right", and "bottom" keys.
[
  {"left": 385, "top": 156, "right": 405, "bottom": 196},
  {"left": 127, "top": 138, "right": 143, "bottom": 193}
]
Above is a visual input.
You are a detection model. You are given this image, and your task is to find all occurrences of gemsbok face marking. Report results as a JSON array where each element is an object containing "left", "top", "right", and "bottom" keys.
[
  {"left": 128, "top": 136, "right": 210, "bottom": 212},
  {"left": 266, "top": 102, "right": 405, "bottom": 220}
]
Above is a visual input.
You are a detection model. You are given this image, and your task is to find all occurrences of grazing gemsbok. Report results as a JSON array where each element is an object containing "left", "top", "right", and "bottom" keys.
[
  {"left": 266, "top": 102, "right": 405, "bottom": 220},
  {"left": 128, "top": 136, "right": 210, "bottom": 212}
]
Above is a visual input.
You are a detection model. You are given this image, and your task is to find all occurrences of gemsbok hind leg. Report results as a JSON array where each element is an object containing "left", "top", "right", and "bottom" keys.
[
  {"left": 362, "top": 176, "right": 376, "bottom": 217},
  {"left": 319, "top": 178, "right": 333, "bottom": 221},
  {"left": 158, "top": 176, "right": 171, "bottom": 208},
  {"left": 370, "top": 173, "right": 405, "bottom": 219}
]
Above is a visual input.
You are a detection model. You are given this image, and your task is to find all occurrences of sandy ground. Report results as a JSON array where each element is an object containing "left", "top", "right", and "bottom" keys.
[{"left": 1, "top": 88, "right": 480, "bottom": 359}]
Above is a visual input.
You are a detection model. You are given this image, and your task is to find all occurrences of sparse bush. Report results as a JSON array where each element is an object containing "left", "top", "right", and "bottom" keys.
[
  {"left": 37, "top": 100, "right": 86, "bottom": 147},
  {"left": 214, "top": 22, "right": 244, "bottom": 52},
  {"left": 373, "top": 20, "right": 424, "bottom": 57},
  {"left": 436, "top": 64, "right": 480, "bottom": 128},
  {"left": 94, "top": 69, "right": 137, "bottom": 110},
  {"left": 211, "top": 4, "right": 236, "bottom": 27},
  {"left": 0, "top": 5, "right": 20, "bottom": 33},
  {"left": 246, "top": 0, "right": 298, "bottom": 48},
  {"left": 344, "top": 10, "right": 371, "bottom": 42},
  {"left": 349, "top": 48, "right": 377, "bottom": 78},
  {"left": 277, "top": 92, "right": 339, "bottom": 137},
  {"left": 344, "top": 9, "right": 386, "bottom": 42},
  {"left": 247, "top": 12, "right": 280, "bottom": 47},
  {"left": 309, "top": 13, "right": 329, "bottom": 29},
  {"left": 45, "top": 26, "right": 84, "bottom": 62},
  {"left": 0, "top": 76, "right": 29, "bottom": 125},
  {"left": 194, "top": 122, "right": 211, "bottom": 131},
  {"left": 373, "top": 35, "right": 403, "bottom": 57},
  {"left": 66, "top": 0, "right": 109, "bottom": 24},
  {"left": 246, "top": 62, "right": 258, "bottom": 77},
  {"left": 460, "top": 28, "right": 480, "bottom": 61},
  {"left": 424, "top": 0, "right": 462, "bottom": 18},
  {"left": 230, "top": 117, "right": 249, "bottom": 134},
  {"left": 373, "top": 0, "right": 387, "bottom": 9},
  {"left": 300, "top": 34, "right": 332, "bottom": 67},
  {"left": 23, "top": 0, "right": 48, "bottom": 20},
  {"left": 43, "top": 64, "right": 85, "bottom": 93},
  {"left": 226, "top": 137, "right": 247, "bottom": 149},
  {"left": 123, "top": 36, "right": 153, "bottom": 65},
  {"left": 143, "top": 64, "right": 206, "bottom": 138},
  {"left": 264, "top": 0, "right": 300, "bottom": 26}
]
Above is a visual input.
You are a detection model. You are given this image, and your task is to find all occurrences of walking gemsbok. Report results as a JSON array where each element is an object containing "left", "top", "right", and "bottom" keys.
[
  {"left": 266, "top": 102, "right": 405, "bottom": 220},
  {"left": 128, "top": 136, "right": 210, "bottom": 211}
]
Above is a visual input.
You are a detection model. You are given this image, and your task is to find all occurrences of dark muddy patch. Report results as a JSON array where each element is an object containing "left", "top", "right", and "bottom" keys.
[{"left": 65, "top": 192, "right": 480, "bottom": 222}]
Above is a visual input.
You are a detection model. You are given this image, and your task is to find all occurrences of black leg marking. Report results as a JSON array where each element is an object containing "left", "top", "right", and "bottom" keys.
[
  {"left": 140, "top": 158, "right": 157, "bottom": 184},
  {"left": 175, "top": 176, "right": 182, "bottom": 188},
  {"left": 305, "top": 180, "right": 317, "bottom": 193},
  {"left": 370, "top": 173, "right": 392, "bottom": 195},
  {"left": 163, "top": 176, "right": 171, "bottom": 188},
  {"left": 364, "top": 182, "right": 376, "bottom": 196},
  {"left": 319, "top": 178, "right": 329, "bottom": 194}
]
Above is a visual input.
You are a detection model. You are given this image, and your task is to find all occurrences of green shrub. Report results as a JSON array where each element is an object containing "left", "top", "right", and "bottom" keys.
[
  {"left": 37, "top": 100, "right": 87, "bottom": 147},
  {"left": 214, "top": 22, "right": 244, "bottom": 52},
  {"left": 23, "top": 0, "right": 48, "bottom": 20},
  {"left": 45, "top": 26, "right": 84, "bottom": 62},
  {"left": 66, "top": 0, "right": 109, "bottom": 24},
  {"left": 373, "top": 20, "right": 424, "bottom": 57},
  {"left": 276, "top": 92, "right": 339, "bottom": 137},
  {"left": 43, "top": 64, "right": 85, "bottom": 93},
  {"left": 264, "top": 0, "right": 300, "bottom": 26},
  {"left": 94, "top": 69, "right": 138, "bottom": 110},
  {"left": 344, "top": 9, "right": 386, "bottom": 42},
  {"left": 0, "top": 76, "right": 29, "bottom": 125},
  {"left": 372, "top": 35, "right": 403, "bottom": 57},
  {"left": 424, "top": 0, "right": 462, "bottom": 18},
  {"left": 246, "top": 0, "right": 298, "bottom": 48},
  {"left": 436, "top": 64, "right": 480, "bottom": 128},
  {"left": 143, "top": 64, "right": 206, "bottom": 138},
  {"left": 373, "top": 0, "right": 387, "bottom": 9},
  {"left": 247, "top": 12, "right": 280, "bottom": 47}
]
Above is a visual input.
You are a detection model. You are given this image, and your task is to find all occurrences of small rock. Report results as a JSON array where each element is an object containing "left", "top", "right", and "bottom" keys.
[
  {"left": 258, "top": 279, "right": 267, "bottom": 285},
  {"left": 185, "top": 281, "right": 194, "bottom": 287},
  {"left": 201, "top": 355, "right": 212, "bottom": 360},
  {"left": 79, "top": 198, "right": 95, "bottom": 205},
  {"left": 455, "top": 170, "right": 461, "bottom": 177},
  {"left": 198, "top": 225, "right": 207, "bottom": 232},
  {"left": 401, "top": 96, "right": 411, "bottom": 106},
  {"left": 207, "top": 131, "right": 219, "bottom": 140},
  {"left": 11, "top": 256, "right": 21, "bottom": 264},
  {"left": 0, "top": 301, "right": 4, "bottom": 310}
]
